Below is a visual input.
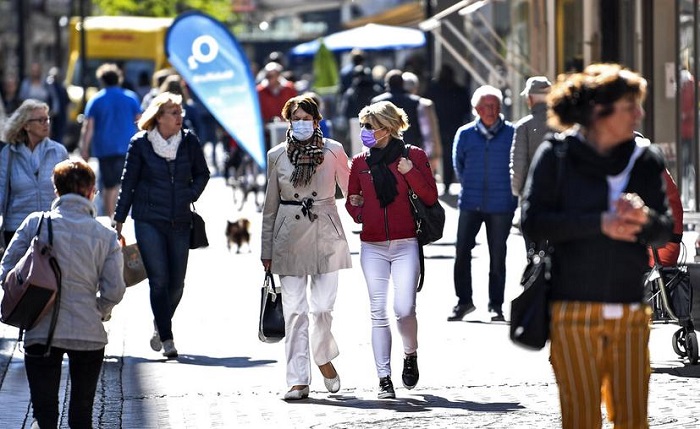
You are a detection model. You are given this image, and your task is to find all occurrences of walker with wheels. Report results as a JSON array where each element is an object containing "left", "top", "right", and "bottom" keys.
[{"left": 645, "top": 245, "right": 698, "bottom": 365}]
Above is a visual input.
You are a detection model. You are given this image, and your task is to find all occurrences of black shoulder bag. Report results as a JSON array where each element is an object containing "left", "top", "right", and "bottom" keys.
[
  {"left": 402, "top": 144, "right": 445, "bottom": 291},
  {"left": 509, "top": 141, "right": 566, "bottom": 350}
]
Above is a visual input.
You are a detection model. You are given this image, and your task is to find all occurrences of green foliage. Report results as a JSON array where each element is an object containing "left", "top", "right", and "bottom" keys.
[{"left": 90, "top": 0, "right": 233, "bottom": 21}]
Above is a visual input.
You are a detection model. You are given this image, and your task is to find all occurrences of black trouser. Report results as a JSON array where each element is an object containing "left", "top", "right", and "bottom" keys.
[
  {"left": 24, "top": 345, "right": 105, "bottom": 429},
  {"left": 3, "top": 230, "right": 15, "bottom": 246}
]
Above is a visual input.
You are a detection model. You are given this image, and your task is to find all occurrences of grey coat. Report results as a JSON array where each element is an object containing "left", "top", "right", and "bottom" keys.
[
  {"left": 510, "top": 102, "right": 552, "bottom": 197},
  {"left": 261, "top": 139, "right": 352, "bottom": 276},
  {"left": 0, "top": 194, "right": 125, "bottom": 349}
]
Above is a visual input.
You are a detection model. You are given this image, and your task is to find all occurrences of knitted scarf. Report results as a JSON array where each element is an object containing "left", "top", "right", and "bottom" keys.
[
  {"left": 286, "top": 127, "right": 325, "bottom": 187},
  {"left": 366, "top": 138, "right": 403, "bottom": 208},
  {"left": 148, "top": 128, "right": 182, "bottom": 161}
]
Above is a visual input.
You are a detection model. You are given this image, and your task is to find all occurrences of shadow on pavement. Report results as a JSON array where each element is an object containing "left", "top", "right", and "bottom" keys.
[
  {"left": 296, "top": 393, "right": 524, "bottom": 413},
  {"left": 169, "top": 354, "right": 277, "bottom": 368},
  {"left": 116, "top": 355, "right": 277, "bottom": 368},
  {"left": 652, "top": 361, "right": 700, "bottom": 378}
]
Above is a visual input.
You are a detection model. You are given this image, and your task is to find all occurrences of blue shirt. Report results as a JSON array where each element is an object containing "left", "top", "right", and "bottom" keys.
[{"left": 84, "top": 87, "right": 141, "bottom": 158}]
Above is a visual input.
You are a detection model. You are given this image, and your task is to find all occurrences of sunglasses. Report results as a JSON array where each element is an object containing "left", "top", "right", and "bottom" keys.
[{"left": 360, "top": 122, "right": 377, "bottom": 130}]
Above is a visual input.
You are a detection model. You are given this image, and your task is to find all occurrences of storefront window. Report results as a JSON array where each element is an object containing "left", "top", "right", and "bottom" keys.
[
  {"left": 556, "top": 0, "right": 583, "bottom": 73},
  {"left": 679, "top": 0, "right": 696, "bottom": 210}
]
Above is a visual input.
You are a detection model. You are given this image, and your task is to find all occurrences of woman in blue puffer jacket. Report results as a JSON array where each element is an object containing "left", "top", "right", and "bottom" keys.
[
  {"left": 114, "top": 92, "right": 209, "bottom": 359},
  {"left": 0, "top": 99, "right": 68, "bottom": 244}
]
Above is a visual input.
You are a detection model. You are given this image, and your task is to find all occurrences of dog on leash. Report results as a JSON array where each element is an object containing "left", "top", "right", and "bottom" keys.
[{"left": 225, "top": 218, "right": 251, "bottom": 253}]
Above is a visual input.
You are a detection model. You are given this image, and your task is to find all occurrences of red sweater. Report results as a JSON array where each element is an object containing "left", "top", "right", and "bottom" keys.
[{"left": 346, "top": 145, "right": 438, "bottom": 242}]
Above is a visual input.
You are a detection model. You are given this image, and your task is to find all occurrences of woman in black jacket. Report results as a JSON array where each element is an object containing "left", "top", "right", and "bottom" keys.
[
  {"left": 114, "top": 92, "right": 209, "bottom": 359},
  {"left": 521, "top": 64, "right": 673, "bottom": 428}
]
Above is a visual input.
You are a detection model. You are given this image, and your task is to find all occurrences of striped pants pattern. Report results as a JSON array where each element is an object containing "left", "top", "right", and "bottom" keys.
[{"left": 549, "top": 301, "right": 651, "bottom": 429}]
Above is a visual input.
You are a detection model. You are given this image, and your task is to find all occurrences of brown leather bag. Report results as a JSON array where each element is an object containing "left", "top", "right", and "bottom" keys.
[{"left": 1, "top": 214, "right": 62, "bottom": 331}]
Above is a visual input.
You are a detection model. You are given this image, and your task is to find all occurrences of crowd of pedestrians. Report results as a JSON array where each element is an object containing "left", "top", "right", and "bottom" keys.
[{"left": 0, "top": 49, "right": 682, "bottom": 428}]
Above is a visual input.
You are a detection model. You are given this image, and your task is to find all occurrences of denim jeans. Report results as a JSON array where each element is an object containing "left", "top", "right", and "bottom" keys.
[
  {"left": 24, "top": 345, "right": 105, "bottom": 429},
  {"left": 135, "top": 220, "right": 190, "bottom": 342},
  {"left": 453, "top": 210, "right": 514, "bottom": 311}
]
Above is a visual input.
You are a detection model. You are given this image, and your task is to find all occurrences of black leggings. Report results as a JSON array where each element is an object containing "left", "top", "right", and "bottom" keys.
[{"left": 24, "top": 345, "right": 105, "bottom": 429}]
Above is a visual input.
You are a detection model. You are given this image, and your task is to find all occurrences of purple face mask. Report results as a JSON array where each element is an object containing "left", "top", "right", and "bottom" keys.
[{"left": 361, "top": 128, "right": 378, "bottom": 148}]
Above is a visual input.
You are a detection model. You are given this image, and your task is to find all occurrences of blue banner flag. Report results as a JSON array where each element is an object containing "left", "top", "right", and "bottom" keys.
[{"left": 166, "top": 11, "right": 266, "bottom": 169}]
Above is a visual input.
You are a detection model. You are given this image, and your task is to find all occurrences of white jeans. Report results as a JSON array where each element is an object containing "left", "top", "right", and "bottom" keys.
[
  {"left": 360, "top": 238, "right": 419, "bottom": 378},
  {"left": 280, "top": 272, "right": 340, "bottom": 386}
]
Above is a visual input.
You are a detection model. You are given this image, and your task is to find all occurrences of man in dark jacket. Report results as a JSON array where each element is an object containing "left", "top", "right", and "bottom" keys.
[
  {"left": 371, "top": 70, "right": 424, "bottom": 149},
  {"left": 510, "top": 76, "right": 553, "bottom": 250},
  {"left": 449, "top": 85, "right": 517, "bottom": 323}
]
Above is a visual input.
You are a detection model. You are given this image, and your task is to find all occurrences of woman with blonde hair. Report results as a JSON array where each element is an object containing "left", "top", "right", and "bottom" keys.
[
  {"left": 0, "top": 99, "right": 68, "bottom": 244},
  {"left": 114, "top": 92, "right": 209, "bottom": 359},
  {"left": 345, "top": 101, "right": 438, "bottom": 399},
  {"left": 521, "top": 63, "right": 673, "bottom": 428}
]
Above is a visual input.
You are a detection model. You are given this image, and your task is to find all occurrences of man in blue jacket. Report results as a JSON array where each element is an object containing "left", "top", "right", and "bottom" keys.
[{"left": 449, "top": 85, "right": 517, "bottom": 322}]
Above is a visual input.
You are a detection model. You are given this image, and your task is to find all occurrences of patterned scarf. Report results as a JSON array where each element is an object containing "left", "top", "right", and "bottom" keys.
[
  {"left": 148, "top": 128, "right": 182, "bottom": 161},
  {"left": 475, "top": 114, "right": 505, "bottom": 140},
  {"left": 286, "top": 127, "right": 325, "bottom": 187}
]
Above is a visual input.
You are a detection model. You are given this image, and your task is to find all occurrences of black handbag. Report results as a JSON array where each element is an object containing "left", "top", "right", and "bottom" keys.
[
  {"left": 258, "top": 271, "right": 285, "bottom": 343},
  {"left": 189, "top": 204, "right": 209, "bottom": 249},
  {"left": 510, "top": 248, "right": 551, "bottom": 350},
  {"left": 403, "top": 145, "right": 445, "bottom": 246}
]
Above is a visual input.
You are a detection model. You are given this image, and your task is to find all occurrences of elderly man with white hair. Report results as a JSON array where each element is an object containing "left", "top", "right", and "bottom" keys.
[{"left": 448, "top": 85, "right": 517, "bottom": 323}]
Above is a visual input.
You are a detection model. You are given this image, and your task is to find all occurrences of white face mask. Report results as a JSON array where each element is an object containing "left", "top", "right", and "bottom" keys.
[{"left": 291, "top": 120, "right": 315, "bottom": 141}]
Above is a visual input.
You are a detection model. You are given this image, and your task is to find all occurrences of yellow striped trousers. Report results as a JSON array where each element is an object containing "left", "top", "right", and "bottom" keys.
[{"left": 550, "top": 301, "right": 651, "bottom": 429}]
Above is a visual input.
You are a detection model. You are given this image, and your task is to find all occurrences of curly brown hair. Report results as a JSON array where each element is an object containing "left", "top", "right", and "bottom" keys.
[{"left": 547, "top": 63, "right": 647, "bottom": 131}]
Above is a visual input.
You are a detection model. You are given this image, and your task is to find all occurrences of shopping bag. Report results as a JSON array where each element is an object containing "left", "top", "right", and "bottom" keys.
[
  {"left": 258, "top": 271, "right": 285, "bottom": 343},
  {"left": 120, "top": 238, "right": 147, "bottom": 287}
]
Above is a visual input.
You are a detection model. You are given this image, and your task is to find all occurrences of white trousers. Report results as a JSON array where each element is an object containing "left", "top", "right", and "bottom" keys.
[
  {"left": 280, "top": 272, "right": 340, "bottom": 386},
  {"left": 360, "top": 238, "right": 419, "bottom": 378}
]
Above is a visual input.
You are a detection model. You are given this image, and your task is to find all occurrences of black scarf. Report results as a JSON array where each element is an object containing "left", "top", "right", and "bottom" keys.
[
  {"left": 566, "top": 135, "right": 636, "bottom": 178},
  {"left": 366, "top": 138, "right": 403, "bottom": 207}
]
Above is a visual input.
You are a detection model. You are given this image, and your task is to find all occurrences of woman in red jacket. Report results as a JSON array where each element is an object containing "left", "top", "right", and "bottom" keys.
[{"left": 345, "top": 101, "right": 438, "bottom": 399}]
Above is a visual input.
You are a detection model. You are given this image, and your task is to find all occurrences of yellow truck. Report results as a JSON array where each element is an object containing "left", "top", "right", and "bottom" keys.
[{"left": 64, "top": 16, "right": 173, "bottom": 149}]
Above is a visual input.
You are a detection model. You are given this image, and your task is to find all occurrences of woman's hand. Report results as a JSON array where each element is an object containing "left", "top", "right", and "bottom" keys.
[
  {"left": 615, "top": 193, "right": 649, "bottom": 226},
  {"left": 262, "top": 259, "right": 271, "bottom": 271},
  {"left": 348, "top": 194, "right": 364, "bottom": 207},
  {"left": 114, "top": 222, "right": 124, "bottom": 240},
  {"left": 397, "top": 157, "right": 414, "bottom": 175},
  {"left": 601, "top": 193, "right": 649, "bottom": 242}
]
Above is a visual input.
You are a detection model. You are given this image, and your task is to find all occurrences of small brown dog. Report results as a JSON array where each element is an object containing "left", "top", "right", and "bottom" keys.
[{"left": 225, "top": 218, "right": 251, "bottom": 253}]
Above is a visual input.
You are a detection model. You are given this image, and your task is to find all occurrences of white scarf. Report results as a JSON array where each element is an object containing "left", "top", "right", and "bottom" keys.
[{"left": 148, "top": 128, "right": 182, "bottom": 161}]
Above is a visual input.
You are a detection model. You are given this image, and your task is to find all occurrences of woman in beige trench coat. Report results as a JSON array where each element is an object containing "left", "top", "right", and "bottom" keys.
[{"left": 261, "top": 95, "right": 352, "bottom": 401}]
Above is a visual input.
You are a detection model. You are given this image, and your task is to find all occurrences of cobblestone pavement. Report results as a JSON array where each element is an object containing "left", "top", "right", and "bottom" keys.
[{"left": 2, "top": 177, "right": 700, "bottom": 428}]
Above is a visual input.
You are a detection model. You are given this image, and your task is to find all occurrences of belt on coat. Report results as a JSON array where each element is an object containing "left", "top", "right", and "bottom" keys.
[{"left": 279, "top": 197, "right": 336, "bottom": 222}]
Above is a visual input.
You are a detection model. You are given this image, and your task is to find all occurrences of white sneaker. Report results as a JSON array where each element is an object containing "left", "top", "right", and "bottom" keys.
[
  {"left": 162, "top": 339, "right": 178, "bottom": 358},
  {"left": 150, "top": 330, "right": 162, "bottom": 352}
]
